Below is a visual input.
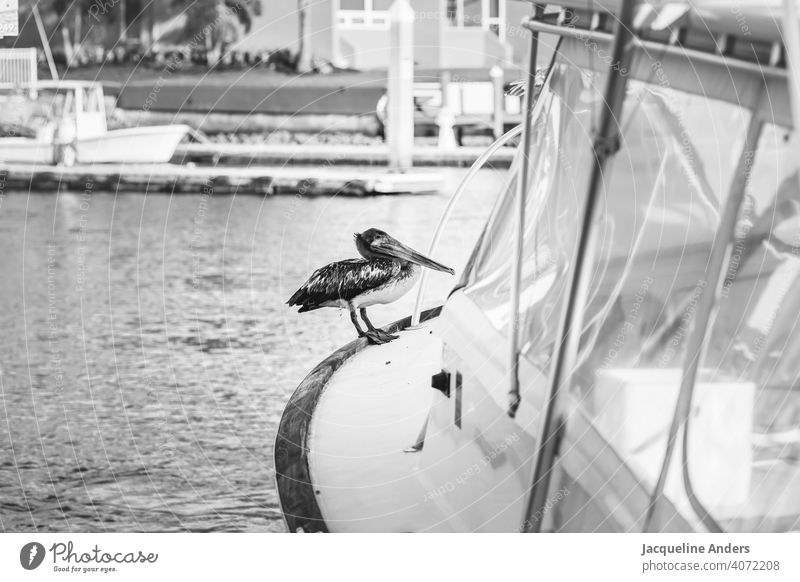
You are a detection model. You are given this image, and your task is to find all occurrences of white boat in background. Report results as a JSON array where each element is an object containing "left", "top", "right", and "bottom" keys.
[
  {"left": 276, "top": 0, "right": 800, "bottom": 533},
  {"left": 0, "top": 81, "right": 193, "bottom": 166}
]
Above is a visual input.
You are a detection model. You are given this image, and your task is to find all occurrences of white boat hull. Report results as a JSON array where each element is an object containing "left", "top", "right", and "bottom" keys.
[
  {"left": 0, "top": 125, "right": 190, "bottom": 165},
  {"left": 76, "top": 125, "right": 190, "bottom": 164},
  {"left": 275, "top": 308, "right": 546, "bottom": 533},
  {"left": 274, "top": 302, "right": 695, "bottom": 533},
  {"left": 0, "top": 139, "right": 53, "bottom": 164}
]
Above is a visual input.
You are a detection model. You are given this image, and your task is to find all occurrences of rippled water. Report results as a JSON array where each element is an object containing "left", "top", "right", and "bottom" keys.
[{"left": 0, "top": 167, "right": 507, "bottom": 532}]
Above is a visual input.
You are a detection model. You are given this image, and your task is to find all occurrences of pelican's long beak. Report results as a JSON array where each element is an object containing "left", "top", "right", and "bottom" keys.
[{"left": 377, "top": 237, "right": 455, "bottom": 274}]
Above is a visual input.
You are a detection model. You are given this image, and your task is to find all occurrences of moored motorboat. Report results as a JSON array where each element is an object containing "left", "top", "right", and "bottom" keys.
[
  {"left": 0, "top": 81, "right": 193, "bottom": 166},
  {"left": 277, "top": 0, "right": 800, "bottom": 533}
]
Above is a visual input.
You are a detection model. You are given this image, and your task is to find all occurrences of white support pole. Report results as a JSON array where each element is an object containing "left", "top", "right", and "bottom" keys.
[
  {"left": 33, "top": 5, "right": 58, "bottom": 81},
  {"left": 437, "top": 70, "right": 457, "bottom": 150},
  {"left": 28, "top": 47, "right": 36, "bottom": 85},
  {"left": 441, "top": 69, "right": 451, "bottom": 107},
  {"left": 436, "top": 71, "right": 458, "bottom": 150},
  {"left": 437, "top": 105, "right": 457, "bottom": 149},
  {"left": 490, "top": 64, "right": 504, "bottom": 140},
  {"left": 783, "top": 0, "right": 800, "bottom": 208},
  {"left": 784, "top": 0, "right": 800, "bottom": 135},
  {"left": 388, "top": 0, "right": 415, "bottom": 170}
]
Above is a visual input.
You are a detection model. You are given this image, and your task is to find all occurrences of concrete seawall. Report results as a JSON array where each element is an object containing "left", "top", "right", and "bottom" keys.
[{"left": 117, "top": 109, "right": 382, "bottom": 136}]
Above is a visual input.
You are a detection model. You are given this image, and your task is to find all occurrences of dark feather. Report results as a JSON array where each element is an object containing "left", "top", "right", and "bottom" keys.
[
  {"left": 287, "top": 259, "right": 401, "bottom": 310},
  {"left": 506, "top": 70, "right": 546, "bottom": 97}
]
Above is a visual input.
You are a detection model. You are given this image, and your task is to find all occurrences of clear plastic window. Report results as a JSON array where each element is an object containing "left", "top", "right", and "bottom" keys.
[
  {"left": 559, "top": 83, "right": 750, "bottom": 530},
  {"left": 463, "top": 46, "right": 755, "bottom": 530},
  {"left": 690, "top": 124, "right": 800, "bottom": 532},
  {"left": 464, "top": 58, "right": 601, "bottom": 349}
]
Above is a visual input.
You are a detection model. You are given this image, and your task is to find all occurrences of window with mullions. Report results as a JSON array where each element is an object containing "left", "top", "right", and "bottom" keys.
[
  {"left": 446, "top": 0, "right": 506, "bottom": 41},
  {"left": 338, "top": 0, "right": 392, "bottom": 29}
]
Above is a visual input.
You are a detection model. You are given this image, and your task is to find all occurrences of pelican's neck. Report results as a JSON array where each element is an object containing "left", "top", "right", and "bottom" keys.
[
  {"left": 403, "top": 261, "right": 421, "bottom": 279},
  {"left": 356, "top": 236, "right": 378, "bottom": 259},
  {"left": 394, "top": 258, "right": 416, "bottom": 271},
  {"left": 371, "top": 256, "right": 412, "bottom": 270}
]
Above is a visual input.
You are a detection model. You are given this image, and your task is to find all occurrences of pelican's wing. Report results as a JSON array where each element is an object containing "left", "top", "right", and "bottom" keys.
[{"left": 287, "top": 259, "right": 400, "bottom": 311}]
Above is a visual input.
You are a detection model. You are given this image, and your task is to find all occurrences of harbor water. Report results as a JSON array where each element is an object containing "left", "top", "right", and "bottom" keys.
[{"left": 0, "top": 167, "right": 507, "bottom": 532}]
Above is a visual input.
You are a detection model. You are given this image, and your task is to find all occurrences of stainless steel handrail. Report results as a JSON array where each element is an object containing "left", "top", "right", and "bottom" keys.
[
  {"left": 784, "top": 0, "right": 800, "bottom": 130},
  {"left": 523, "top": 0, "right": 638, "bottom": 532},
  {"left": 409, "top": 124, "right": 523, "bottom": 327},
  {"left": 521, "top": 18, "right": 787, "bottom": 80},
  {"left": 507, "top": 3, "right": 545, "bottom": 420}
]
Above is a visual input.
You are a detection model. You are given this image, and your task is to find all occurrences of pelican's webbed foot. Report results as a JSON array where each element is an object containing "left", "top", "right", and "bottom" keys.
[
  {"left": 358, "top": 307, "right": 399, "bottom": 344},
  {"left": 362, "top": 330, "right": 390, "bottom": 345},
  {"left": 375, "top": 329, "right": 399, "bottom": 342}
]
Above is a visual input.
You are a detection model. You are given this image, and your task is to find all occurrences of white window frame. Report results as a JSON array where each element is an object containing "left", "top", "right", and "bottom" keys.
[
  {"left": 338, "top": 0, "right": 391, "bottom": 30},
  {"left": 448, "top": 0, "right": 507, "bottom": 42}
]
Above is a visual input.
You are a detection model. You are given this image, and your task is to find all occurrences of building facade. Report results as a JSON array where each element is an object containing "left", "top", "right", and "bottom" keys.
[{"left": 236, "top": 0, "right": 530, "bottom": 70}]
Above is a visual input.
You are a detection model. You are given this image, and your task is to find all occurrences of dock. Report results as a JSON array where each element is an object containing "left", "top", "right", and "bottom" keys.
[
  {"left": 0, "top": 163, "right": 444, "bottom": 196},
  {"left": 175, "top": 143, "right": 516, "bottom": 168}
]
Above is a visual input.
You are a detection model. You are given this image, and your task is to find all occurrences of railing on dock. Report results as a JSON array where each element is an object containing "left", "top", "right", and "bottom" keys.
[{"left": 0, "top": 48, "right": 38, "bottom": 90}]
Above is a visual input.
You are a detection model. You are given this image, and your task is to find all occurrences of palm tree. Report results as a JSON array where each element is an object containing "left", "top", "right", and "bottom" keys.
[
  {"left": 177, "top": 0, "right": 260, "bottom": 49},
  {"left": 118, "top": 0, "right": 127, "bottom": 42},
  {"left": 48, "top": 0, "right": 112, "bottom": 63}
]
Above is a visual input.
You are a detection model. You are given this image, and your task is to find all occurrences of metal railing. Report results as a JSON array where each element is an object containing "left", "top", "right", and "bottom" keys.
[
  {"left": 523, "top": 0, "right": 638, "bottom": 532},
  {"left": 0, "top": 48, "right": 37, "bottom": 88},
  {"left": 410, "top": 123, "right": 522, "bottom": 327}
]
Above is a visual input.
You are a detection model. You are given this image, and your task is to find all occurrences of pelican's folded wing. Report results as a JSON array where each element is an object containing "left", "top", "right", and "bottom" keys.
[{"left": 288, "top": 259, "right": 401, "bottom": 310}]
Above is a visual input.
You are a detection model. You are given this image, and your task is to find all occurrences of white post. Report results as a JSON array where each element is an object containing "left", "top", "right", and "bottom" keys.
[
  {"left": 437, "top": 106, "right": 457, "bottom": 149},
  {"left": 784, "top": 0, "right": 800, "bottom": 198},
  {"left": 784, "top": 0, "right": 800, "bottom": 136},
  {"left": 388, "top": 0, "right": 415, "bottom": 170},
  {"left": 32, "top": 5, "right": 58, "bottom": 81},
  {"left": 490, "top": 64, "right": 504, "bottom": 140},
  {"left": 437, "top": 70, "right": 457, "bottom": 149}
]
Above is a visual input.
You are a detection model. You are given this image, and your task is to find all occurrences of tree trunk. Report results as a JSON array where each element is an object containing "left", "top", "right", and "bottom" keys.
[
  {"left": 297, "top": 0, "right": 313, "bottom": 73},
  {"left": 206, "top": 31, "right": 219, "bottom": 67},
  {"left": 119, "top": 0, "right": 127, "bottom": 42},
  {"left": 61, "top": 25, "right": 73, "bottom": 65},
  {"left": 73, "top": 10, "right": 82, "bottom": 57},
  {"left": 139, "top": 1, "right": 154, "bottom": 48}
]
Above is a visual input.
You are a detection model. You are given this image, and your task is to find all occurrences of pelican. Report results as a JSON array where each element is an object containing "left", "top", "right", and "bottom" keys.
[{"left": 287, "top": 228, "right": 454, "bottom": 344}]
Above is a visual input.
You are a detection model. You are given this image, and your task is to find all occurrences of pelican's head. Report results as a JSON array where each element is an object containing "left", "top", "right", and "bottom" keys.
[{"left": 354, "top": 228, "right": 455, "bottom": 274}]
